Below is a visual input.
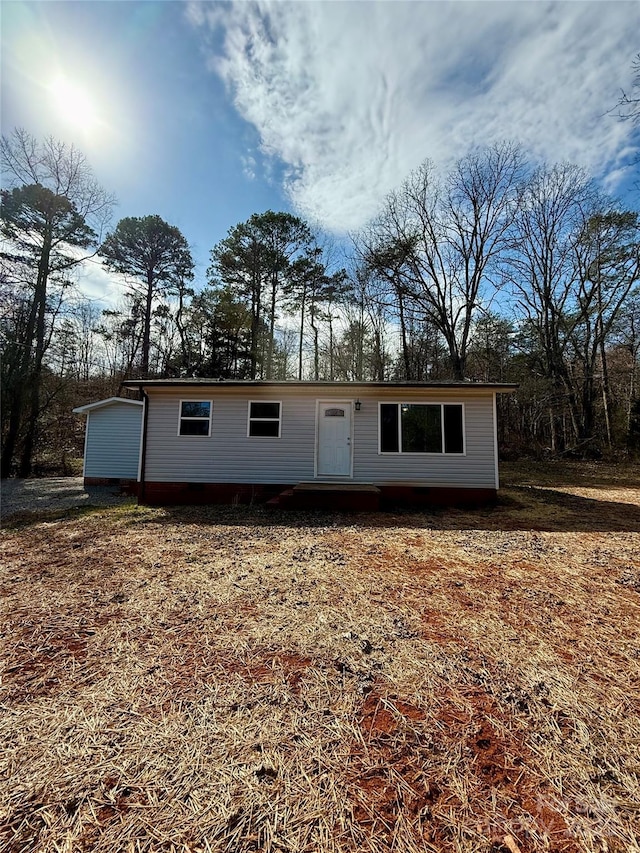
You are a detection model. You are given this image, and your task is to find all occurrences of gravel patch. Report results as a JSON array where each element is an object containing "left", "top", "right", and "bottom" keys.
[{"left": 0, "top": 477, "right": 133, "bottom": 522}]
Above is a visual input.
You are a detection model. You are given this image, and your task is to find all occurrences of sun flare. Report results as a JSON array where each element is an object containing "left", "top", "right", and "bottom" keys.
[{"left": 49, "top": 75, "right": 98, "bottom": 130}]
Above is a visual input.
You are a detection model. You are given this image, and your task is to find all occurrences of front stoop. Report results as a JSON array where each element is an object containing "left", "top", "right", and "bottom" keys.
[{"left": 267, "top": 482, "right": 381, "bottom": 511}]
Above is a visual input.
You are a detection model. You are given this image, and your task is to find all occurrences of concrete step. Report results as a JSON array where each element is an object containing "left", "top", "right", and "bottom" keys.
[{"left": 289, "top": 483, "right": 381, "bottom": 511}]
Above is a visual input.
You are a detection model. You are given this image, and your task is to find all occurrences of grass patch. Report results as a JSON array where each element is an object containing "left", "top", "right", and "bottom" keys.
[
  {"left": 0, "top": 502, "right": 137, "bottom": 530},
  {"left": 1, "top": 468, "right": 639, "bottom": 852},
  {"left": 501, "top": 460, "right": 640, "bottom": 489}
]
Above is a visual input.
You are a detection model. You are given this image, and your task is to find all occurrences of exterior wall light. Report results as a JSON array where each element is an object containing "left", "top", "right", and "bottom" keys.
[{"left": 355, "top": 399, "right": 362, "bottom": 411}]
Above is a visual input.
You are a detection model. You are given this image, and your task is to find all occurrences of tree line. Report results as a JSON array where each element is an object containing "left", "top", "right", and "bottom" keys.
[{"left": 1, "top": 126, "right": 639, "bottom": 477}]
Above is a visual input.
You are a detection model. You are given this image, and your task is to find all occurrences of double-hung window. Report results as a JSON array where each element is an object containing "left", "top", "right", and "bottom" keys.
[
  {"left": 248, "top": 401, "right": 281, "bottom": 437},
  {"left": 179, "top": 401, "right": 212, "bottom": 436},
  {"left": 380, "top": 403, "right": 464, "bottom": 454}
]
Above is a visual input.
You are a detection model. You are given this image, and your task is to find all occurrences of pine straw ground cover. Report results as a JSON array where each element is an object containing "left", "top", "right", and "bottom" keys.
[{"left": 1, "top": 464, "right": 639, "bottom": 853}]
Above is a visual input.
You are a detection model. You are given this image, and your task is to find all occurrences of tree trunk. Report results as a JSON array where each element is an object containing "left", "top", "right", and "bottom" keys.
[
  {"left": 175, "top": 281, "right": 191, "bottom": 372},
  {"left": 19, "top": 259, "right": 50, "bottom": 477},
  {"left": 580, "top": 375, "right": 596, "bottom": 448},
  {"left": 1, "top": 392, "right": 23, "bottom": 478},
  {"left": 297, "top": 285, "right": 306, "bottom": 380},
  {"left": 450, "top": 351, "right": 465, "bottom": 381},
  {"left": 310, "top": 299, "right": 320, "bottom": 381},
  {"left": 397, "top": 291, "right": 412, "bottom": 380},
  {"left": 266, "top": 273, "right": 278, "bottom": 380},
  {"left": 598, "top": 321, "right": 613, "bottom": 449},
  {"left": 140, "top": 271, "right": 154, "bottom": 376},
  {"left": 15, "top": 224, "right": 52, "bottom": 477},
  {"left": 249, "top": 272, "right": 261, "bottom": 380},
  {"left": 328, "top": 313, "right": 335, "bottom": 381},
  {"left": 18, "top": 376, "right": 40, "bottom": 478}
]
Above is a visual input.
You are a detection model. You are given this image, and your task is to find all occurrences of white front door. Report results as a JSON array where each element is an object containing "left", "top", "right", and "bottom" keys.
[{"left": 317, "top": 402, "right": 352, "bottom": 477}]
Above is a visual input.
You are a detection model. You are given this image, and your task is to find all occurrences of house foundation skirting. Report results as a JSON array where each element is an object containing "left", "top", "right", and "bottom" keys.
[
  {"left": 140, "top": 482, "right": 290, "bottom": 506},
  {"left": 139, "top": 481, "right": 497, "bottom": 509},
  {"left": 379, "top": 486, "right": 497, "bottom": 508},
  {"left": 84, "top": 477, "right": 139, "bottom": 495}
]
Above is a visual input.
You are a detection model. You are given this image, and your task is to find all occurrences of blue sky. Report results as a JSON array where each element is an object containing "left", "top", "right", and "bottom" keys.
[{"left": 2, "top": 0, "right": 639, "bottom": 304}]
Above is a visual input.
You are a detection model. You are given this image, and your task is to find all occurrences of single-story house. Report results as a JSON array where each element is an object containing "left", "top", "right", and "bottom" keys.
[
  {"left": 116, "top": 379, "right": 517, "bottom": 509},
  {"left": 73, "top": 397, "right": 143, "bottom": 490}
]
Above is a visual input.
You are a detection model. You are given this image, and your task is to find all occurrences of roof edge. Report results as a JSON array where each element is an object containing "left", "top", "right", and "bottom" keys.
[{"left": 121, "top": 379, "right": 518, "bottom": 392}]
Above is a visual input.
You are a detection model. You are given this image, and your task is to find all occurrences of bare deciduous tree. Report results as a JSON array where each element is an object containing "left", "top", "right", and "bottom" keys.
[
  {"left": 614, "top": 53, "right": 640, "bottom": 123},
  {"left": 361, "top": 143, "right": 525, "bottom": 379}
]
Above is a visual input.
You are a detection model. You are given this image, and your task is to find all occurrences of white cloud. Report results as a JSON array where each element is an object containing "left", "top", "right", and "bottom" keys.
[
  {"left": 189, "top": 1, "right": 639, "bottom": 233},
  {"left": 64, "top": 249, "right": 130, "bottom": 310},
  {"left": 80, "top": 261, "right": 130, "bottom": 308},
  {"left": 241, "top": 152, "right": 258, "bottom": 181}
]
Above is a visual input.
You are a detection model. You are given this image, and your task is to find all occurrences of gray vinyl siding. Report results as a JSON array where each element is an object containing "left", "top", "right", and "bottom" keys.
[
  {"left": 144, "top": 386, "right": 497, "bottom": 489},
  {"left": 84, "top": 404, "right": 142, "bottom": 479},
  {"left": 145, "top": 388, "right": 316, "bottom": 484},
  {"left": 354, "top": 397, "right": 494, "bottom": 487}
]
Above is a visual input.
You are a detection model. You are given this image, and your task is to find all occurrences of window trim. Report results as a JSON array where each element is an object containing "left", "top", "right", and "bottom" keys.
[
  {"left": 247, "top": 400, "right": 282, "bottom": 438},
  {"left": 178, "top": 399, "right": 212, "bottom": 437},
  {"left": 378, "top": 402, "right": 466, "bottom": 455}
]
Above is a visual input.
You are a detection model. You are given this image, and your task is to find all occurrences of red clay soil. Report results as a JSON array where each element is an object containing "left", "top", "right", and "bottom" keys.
[{"left": 346, "top": 682, "right": 580, "bottom": 853}]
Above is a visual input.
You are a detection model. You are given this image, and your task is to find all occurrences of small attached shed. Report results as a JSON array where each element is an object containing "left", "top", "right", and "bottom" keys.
[{"left": 73, "top": 397, "right": 143, "bottom": 489}]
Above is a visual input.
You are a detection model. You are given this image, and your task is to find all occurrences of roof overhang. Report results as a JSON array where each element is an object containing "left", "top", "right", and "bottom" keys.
[{"left": 121, "top": 379, "right": 519, "bottom": 393}]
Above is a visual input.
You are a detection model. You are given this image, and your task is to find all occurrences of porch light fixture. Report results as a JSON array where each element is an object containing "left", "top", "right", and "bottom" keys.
[{"left": 355, "top": 399, "right": 362, "bottom": 411}]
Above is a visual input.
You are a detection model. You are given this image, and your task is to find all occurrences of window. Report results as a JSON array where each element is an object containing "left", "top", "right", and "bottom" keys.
[
  {"left": 179, "top": 400, "right": 211, "bottom": 436},
  {"left": 379, "top": 403, "right": 464, "bottom": 454},
  {"left": 248, "top": 401, "right": 281, "bottom": 437}
]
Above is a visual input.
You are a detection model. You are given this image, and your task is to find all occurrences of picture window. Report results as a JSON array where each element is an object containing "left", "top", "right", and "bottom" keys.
[{"left": 379, "top": 403, "right": 464, "bottom": 454}]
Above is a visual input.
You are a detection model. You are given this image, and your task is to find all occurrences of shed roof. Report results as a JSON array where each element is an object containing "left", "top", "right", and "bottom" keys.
[{"left": 72, "top": 397, "right": 144, "bottom": 414}]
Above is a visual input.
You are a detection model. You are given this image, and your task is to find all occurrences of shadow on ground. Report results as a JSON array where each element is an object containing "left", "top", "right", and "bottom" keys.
[
  {"left": 121, "top": 485, "right": 640, "bottom": 535},
  {"left": 2, "top": 475, "right": 639, "bottom": 535}
]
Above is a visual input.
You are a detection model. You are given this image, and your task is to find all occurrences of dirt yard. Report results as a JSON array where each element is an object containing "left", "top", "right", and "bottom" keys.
[{"left": 1, "top": 464, "right": 639, "bottom": 853}]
